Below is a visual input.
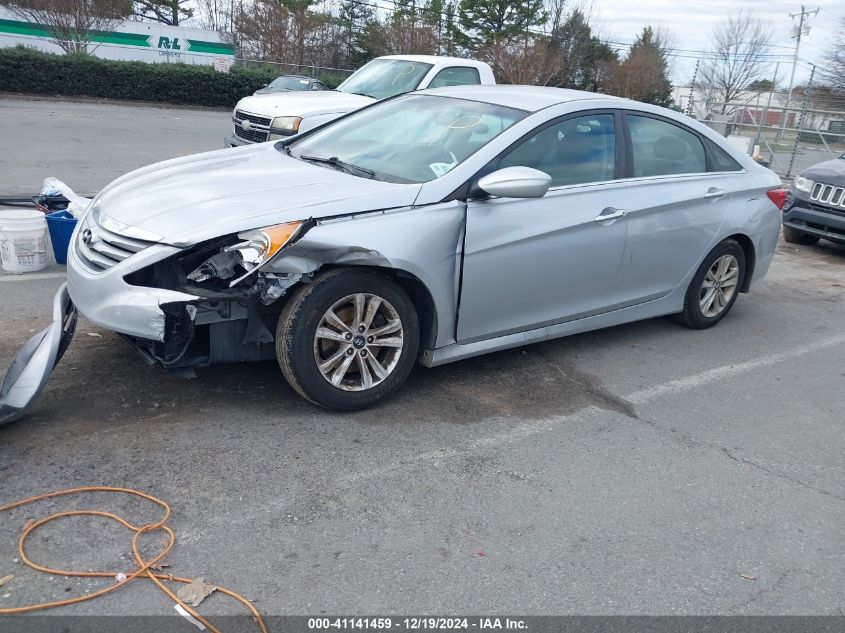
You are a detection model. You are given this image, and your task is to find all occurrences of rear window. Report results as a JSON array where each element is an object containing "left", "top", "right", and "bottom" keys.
[
  {"left": 627, "top": 115, "right": 707, "bottom": 177},
  {"left": 706, "top": 138, "right": 743, "bottom": 172},
  {"left": 428, "top": 67, "right": 481, "bottom": 88}
]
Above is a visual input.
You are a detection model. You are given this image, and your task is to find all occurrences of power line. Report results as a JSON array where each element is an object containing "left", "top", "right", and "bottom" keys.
[{"left": 339, "top": 0, "right": 801, "bottom": 63}]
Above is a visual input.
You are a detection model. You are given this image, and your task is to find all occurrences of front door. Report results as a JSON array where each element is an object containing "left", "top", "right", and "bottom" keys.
[{"left": 457, "top": 112, "right": 630, "bottom": 344}]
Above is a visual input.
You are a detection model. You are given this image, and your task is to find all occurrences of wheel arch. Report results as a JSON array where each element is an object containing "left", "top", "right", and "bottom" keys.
[{"left": 724, "top": 233, "right": 756, "bottom": 293}]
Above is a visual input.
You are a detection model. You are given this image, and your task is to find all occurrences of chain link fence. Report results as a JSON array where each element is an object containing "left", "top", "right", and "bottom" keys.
[
  {"left": 676, "top": 62, "right": 845, "bottom": 180},
  {"left": 231, "top": 58, "right": 355, "bottom": 87}
]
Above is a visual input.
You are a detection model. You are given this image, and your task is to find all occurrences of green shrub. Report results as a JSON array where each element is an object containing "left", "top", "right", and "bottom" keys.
[{"left": 0, "top": 47, "right": 345, "bottom": 107}]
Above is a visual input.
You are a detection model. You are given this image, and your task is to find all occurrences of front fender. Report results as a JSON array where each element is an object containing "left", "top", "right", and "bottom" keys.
[{"left": 266, "top": 202, "right": 466, "bottom": 349}]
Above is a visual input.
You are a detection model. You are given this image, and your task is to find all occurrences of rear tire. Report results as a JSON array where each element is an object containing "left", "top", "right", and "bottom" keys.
[
  {"left": 677, "top": 239, "right": 746, "bottom": 330},
  {"left": 276, "top": 269, "right": 419, "bottom": 410},
  {"left": 782, "top": 226, "right": 819, "bottom": 245}
]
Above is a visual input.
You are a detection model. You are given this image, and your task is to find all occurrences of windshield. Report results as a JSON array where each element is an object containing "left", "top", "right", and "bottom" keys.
[
  {"left": 266, "top": 76, "right": 311, "bottom": 91},
  {"left": 286, "top": 94, "right": 527, "bottom": 184},
  {"left": 337, "top": 59, "right": 433, "bottom": 100}
]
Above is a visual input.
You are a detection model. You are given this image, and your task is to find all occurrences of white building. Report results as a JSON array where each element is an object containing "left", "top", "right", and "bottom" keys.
[{"left": 0, "top": 6, "right": 234, "bottom": 67}]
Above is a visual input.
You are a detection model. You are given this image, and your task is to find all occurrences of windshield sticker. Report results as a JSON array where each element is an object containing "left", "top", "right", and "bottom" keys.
[{"left": 429, "top": 158, "right": 457, "bottom": 178}]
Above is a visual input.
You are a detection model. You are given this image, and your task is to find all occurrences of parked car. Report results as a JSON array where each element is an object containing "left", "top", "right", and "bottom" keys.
[
  {"left": 225, "top": 54, "right": 495, "bottom": 147},
  {"left": 0, "top": 85, "right": 784, "bottom": 422},
  {"left": 253, "top": 75, "right": 330, "bottom": 95},
  {"left": 782, "top": 153, "right": 845, "bottom": 245}
]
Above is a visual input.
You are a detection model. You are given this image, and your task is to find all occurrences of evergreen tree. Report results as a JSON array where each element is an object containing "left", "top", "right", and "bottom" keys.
[
  {"left": 455, "top": 0, "right": 547, "bottom": 53},
  {"left": 626, "top": 26, "right": 672, "bottom": 106},
  {"left": 338, "top": 0, "right": 375, "bottom": 65},
  {"left": 442, "top": 1, "right": 458, "bottom": 55},
  {"left": 133, "top": 0, "right": 192, "bottom": 25},
  {"left": 424, "top": 0, "right": 444, "bottom": 53},
  {"left": 549, "top": 9, "right": 611, "bottom": 90}
]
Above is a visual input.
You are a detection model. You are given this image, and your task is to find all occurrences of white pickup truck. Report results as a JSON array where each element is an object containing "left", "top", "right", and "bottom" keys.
[{"left": 225, "top": 54, "right": 496, "bottom": 147}]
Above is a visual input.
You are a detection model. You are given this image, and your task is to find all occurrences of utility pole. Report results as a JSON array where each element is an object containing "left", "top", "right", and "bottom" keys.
[
  {"left": 687, "top": 59, "right": 699, "bottom": 117},
  {"left": 781, "top": 5, "right": 818, "bottom": 137}
]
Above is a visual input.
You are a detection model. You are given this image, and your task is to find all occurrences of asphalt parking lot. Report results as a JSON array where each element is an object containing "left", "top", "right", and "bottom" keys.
[{"left": 1, "top": 97, "right": 844, "bottom": 618}]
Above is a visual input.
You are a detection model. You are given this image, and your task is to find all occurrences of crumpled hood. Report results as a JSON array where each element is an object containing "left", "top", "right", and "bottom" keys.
[
  {"left": 235, "top": 90, "right": 375, "bottom": 119},
  {"left": 801, "top": 157, "right": 845, "bottom": 184},
  {"left": 96, "top": 143, "right": 421, "bottom": 247}
]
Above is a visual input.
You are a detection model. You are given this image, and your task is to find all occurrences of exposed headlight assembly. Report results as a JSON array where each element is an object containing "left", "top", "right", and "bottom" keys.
[
  {"left": 270, "top": 116, "right": 302, "bottom": 137},
  {"left": 187, "top": 220, "right": 309, "bottom": 287},
  {"left": 793, "top": 175, "right": 814, "bottom": 194}
]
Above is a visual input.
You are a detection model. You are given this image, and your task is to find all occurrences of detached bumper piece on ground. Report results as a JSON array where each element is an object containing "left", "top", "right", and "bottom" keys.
[{"left": 0, "top": 284, "right": 77, "bottom": 425}]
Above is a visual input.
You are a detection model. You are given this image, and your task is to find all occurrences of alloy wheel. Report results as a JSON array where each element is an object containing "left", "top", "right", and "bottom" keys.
[
  {"left": 313, "top": 293, "right": 404, "bottom": 391},
  {"left": 699, "top": 254, "right": 740, "bottom": 318}
]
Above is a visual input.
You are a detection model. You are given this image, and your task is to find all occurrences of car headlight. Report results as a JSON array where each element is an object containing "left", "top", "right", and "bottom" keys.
[
  {"left": 793, "top": 175, "right": 814, "bottom": 194},
  {"left": 270, "top": 116, "right": 302, "bottom": 136},
  {"left": 187, "top": 220, "right": 305, "bottom": 287}
]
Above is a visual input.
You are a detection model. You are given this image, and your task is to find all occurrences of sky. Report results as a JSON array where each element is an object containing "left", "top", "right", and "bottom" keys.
[{"left": 591, "top": 0, "right": 844, "bottom": 86}]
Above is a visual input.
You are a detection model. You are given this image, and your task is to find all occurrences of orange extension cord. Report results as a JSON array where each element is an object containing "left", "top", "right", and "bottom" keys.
[{"left": 0, "top": 486, "right": 268, "bottom": 633}]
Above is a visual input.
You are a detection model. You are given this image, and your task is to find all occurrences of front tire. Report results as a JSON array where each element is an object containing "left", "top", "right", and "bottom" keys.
[
  {"left": 782, "top": 226, "right": 819, "bottom": 245},
  {"left": 677, "top": 239, "right": 746, "bottom": 329},
  {"left": 276, "top": 269, "right": 420, "bottom": 410}
]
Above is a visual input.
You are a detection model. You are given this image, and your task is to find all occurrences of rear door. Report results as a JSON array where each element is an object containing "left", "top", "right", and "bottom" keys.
[{"left": 614, "top": 112, "right": 736, "bottom": 305}]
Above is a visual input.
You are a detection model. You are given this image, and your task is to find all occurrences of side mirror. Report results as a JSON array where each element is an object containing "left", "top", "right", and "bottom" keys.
[{"left": 477, "top": 166, "right": 551, "bottom": 199}]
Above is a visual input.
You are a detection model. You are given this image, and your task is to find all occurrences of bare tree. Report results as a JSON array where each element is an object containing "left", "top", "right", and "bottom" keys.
[
  {"left": 822, "top": 16, "right": 845, "bottom": 92},
  {"left": 196, "top": 0, "right": 234, "bottom": 33},
  {"left": 5, "top": 0, "right": 130, "bottom": 53},
  {"left": 236, "top": 0, "right": 295, "bottom": 62},
  {"left": 697, "top": 11, "right": 774, "bottom": 112},
  {"left": 485, "top": 35, "right": 558, "bottom": 85}
]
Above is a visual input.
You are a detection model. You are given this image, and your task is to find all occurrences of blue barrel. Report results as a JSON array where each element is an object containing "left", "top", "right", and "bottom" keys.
[{"left": 45, "top": 210, "right": 78, "bottom": 265}]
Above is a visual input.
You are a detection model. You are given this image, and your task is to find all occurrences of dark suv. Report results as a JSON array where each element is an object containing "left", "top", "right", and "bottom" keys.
[{"left": 782, "top": 154, "right": 845, "bottom": 245}]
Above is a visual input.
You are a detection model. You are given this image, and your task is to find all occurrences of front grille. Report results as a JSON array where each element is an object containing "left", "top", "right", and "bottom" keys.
[
  {"left": 235, "top": 110, "right": 271, "bottom": 127},
  {"left": 75, "top": 215, "right": 155, "bottom": 273},
  {"left": 234, "top": 123, "right": 270, "bottom": 143},
  {"left": 233, "top": 109, "right": 272, "bottom": 144},
  {"left": 810, "top": 182, "right": 845, "bottom": 210}
]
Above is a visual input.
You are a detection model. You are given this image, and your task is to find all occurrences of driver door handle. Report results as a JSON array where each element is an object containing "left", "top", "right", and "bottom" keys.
[{"left": 594, "top": 208, "right": 627, "bottom": 223}]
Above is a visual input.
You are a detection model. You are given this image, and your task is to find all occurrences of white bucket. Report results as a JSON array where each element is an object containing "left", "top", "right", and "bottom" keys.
[{"left": 0, "top": 209, "right": 49, "bottom": 274}]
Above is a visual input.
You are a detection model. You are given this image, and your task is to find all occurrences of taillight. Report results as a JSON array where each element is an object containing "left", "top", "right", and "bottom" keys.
[{"left": 767, "top": 188, "right": 788, "bottom": 210}]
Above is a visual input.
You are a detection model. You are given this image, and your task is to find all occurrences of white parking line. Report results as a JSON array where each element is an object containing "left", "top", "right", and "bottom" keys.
[
  {"left": 341, "top": 332, "right": 845, "bottom": 485},
  {"left": 626, "top": 332, "right": 845, "bottom": 404},
  {"left": 0, "top": 272, "right": 66, "bottom": 282}
]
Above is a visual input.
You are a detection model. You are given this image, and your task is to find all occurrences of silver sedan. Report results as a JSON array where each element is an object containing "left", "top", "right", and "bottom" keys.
[{"left": 0, "top": 85, "right": 784, "bottom": 419}]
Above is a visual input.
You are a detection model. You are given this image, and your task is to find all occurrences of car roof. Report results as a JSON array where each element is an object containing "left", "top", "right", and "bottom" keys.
[
  {"left": 378, "top": 55, "right": 489, "bottom": 69},
  {"left": 419, "top": 84, "right": 623, "bottom": 112},
  {"left": 274, "top": 75, "right": 312, "bottom": 80}
]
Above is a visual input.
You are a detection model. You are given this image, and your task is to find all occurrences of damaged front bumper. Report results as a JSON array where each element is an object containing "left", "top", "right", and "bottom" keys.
[
  {"left": 68, "top": 225, "right": 300, "bottom": 370},
  {"left": 67, "top": 237, "right": 199, "bottom": 342},
  {"left": 0, "top": 284, "right": 77, "bottom": 425}
]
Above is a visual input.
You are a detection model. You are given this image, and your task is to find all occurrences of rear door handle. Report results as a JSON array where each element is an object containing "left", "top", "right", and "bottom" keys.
[
  {"left": 704, "top": 187, "right": 726, "bottom": 200},
  {"left": 594, "top": 208, "right": 627, "bottom": 223}
]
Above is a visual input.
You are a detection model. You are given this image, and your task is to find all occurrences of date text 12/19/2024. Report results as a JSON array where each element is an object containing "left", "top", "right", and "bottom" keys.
[{"left": 308, "top": 618, "right": 527, "bottom": 630}]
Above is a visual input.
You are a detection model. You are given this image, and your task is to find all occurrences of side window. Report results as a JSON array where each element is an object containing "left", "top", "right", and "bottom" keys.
[
  {"left": 428, "top": 66, "right": 481, "bottom": 88},
  {"left": 499, "top": 114, "right": 617, "bottom": 187},
  {"left": 705, "top": 138, "right": 743, "bottom": 172},
  {"left": 627, "top": 115, "right": 707, "bottom": 177}
]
